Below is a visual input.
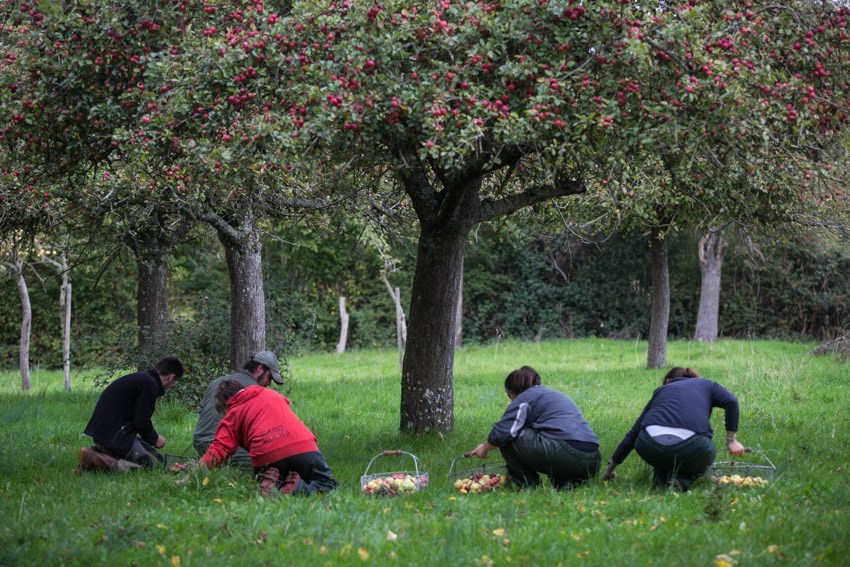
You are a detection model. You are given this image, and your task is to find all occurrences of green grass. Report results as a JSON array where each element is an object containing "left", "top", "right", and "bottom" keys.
[{"left": 1, "top": 339, "right": 848, "bottom": 566}]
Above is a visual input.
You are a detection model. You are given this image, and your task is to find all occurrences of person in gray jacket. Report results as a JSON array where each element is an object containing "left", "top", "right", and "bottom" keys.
[
  {"left": 193, "top": 351, "right": 284, "bottom": 468},
  {"left": 468, "top": 366, "right": 601, "bottom": 489}
]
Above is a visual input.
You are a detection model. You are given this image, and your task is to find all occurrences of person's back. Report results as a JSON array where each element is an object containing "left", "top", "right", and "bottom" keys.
[
  {"left": 192, "top": 351, "right": 284, "bottom": 468},
  {"left": 79, "top": 357, "right": 183, "bottom": 473},
  {"left": 193, "top": 370, "right": 259, "bottom": 458},
  {"left": 509, "top": 385, "right": 599, "bottom": 444},
  {"left": 204, "top": 386, "right": 318, "bottom": 468},
  {"left": 84, "top": 370, "right": 163, "bottom": 457}
]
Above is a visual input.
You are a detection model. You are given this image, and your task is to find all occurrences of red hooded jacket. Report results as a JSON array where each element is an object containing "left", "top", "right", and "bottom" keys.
[{"left": 202, "top": 385, "right": 319, "bottom": 469}]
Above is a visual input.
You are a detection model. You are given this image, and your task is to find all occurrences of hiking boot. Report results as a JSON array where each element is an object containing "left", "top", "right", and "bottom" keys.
[
  {"left": 77, "top": 446, "right": 119, "bottom": 473},
  {"left": 259, "top": 467, "right": 281, "bottom": 497},
  {"left": 279, "top": 471, "right": 302, "bottom": 495}
]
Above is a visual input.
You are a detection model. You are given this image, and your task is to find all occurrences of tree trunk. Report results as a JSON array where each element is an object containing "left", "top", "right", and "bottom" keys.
[
  {"left": 13, "top": 259, "right": 32, "bottom": 392},
  {"left": 381, "top": 271, "right": 407, "bottom": 371},
  {"left": 218, "top": 217, "right": 266, "bottom": 370},
  {"left": 401, "top": 222, "right": 469, "bottom": 432},
  {"left": 694, "top": 229, "right": 727, "bottom": 342},
  {"left": 400, "top": 168, "right": 483, "bottom": 434},
  {"left": 134, "top": 243, "right": 170, "bottom": 354},
  {"left": 59, "top": 254, "right": 72, "bottom": 390},
  {"left": 42, "top": 252, "right": 72, "bottom": 389},
  {"left": 396, "top": 148, "right": 583, "bottom": 434},
  {"left": 336, "top": 296, "right": 348, "bottom": 353},
  {"left": 454, "top": 271, "right": 463, "bottom": 349},
  {"left": 647, "top": 227, "right": 670, "bottom": 369},
  {"left": 394, "top": 287, "right": 407, "bottom": 371}
]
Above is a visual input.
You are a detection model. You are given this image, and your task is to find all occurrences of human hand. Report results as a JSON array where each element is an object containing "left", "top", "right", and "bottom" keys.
[
  {"left": 727, "top": 439, "right": 746, "bottom": 457},
  {"left": 467, "top": 443, "right": 491, "bottom": 459},
  {"left": 155, "top": 435, "right": 167, "bottom": 448},
  {"left": 602, "top": 468, "right": 617, "bottom": 482}
]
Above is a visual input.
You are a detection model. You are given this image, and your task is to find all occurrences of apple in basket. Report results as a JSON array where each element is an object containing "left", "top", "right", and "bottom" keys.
[
  {"left": 454, "top": 472, "right": 507, "bottom": 494},
  {"left": 711, "top": 474, "right": 767, "bottom": 487},
  {"left": 362, "top": 473, "right": 423, "bottom": 496}
]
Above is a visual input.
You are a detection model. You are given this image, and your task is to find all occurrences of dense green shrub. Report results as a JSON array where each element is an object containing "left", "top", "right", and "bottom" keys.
[
  {"left": 0, "top": 248, "right": 137, "bottom": 369},
  {"left": 719, "top": 234, "right": 850, "bottom": 340}
]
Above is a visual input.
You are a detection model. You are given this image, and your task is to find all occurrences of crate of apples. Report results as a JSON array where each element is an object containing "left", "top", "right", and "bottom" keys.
[{"left": 454, "top": 471, "right": 507, "bottom": 494}]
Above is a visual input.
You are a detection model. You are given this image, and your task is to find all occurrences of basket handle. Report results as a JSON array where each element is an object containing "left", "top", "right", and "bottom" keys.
[
  {"left": 363, "top": 450, "right": 423, "bottom": 476},
  {"left": 744, "top": 447, "right": 776, "bottom": 469},
  {"left": 449, "top": 453, "right": 471, "bottom": 476},
  {"left": 723, "top": 447, "right": 776, "bottom": 470}
]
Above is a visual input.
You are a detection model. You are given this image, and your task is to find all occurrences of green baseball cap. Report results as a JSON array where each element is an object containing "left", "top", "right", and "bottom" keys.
[{"left": 253, "top": 351, "right": 283, "bottom": 384}]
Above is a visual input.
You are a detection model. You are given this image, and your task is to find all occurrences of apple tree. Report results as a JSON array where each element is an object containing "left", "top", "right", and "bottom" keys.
[
  {"left": 0, "top": 0, "right": 202, "bottom": 355},
  {"left": 184, "top": 0, "right": 847, "bottom": 431},
  {"left": 568, "top": 1, "right": 850, "bottom": 361}
]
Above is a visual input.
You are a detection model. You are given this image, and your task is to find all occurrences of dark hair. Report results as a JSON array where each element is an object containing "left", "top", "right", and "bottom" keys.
[
  {"left": 504, "top": 366, "right": 542, "bottom": 396},
  {"left": 663, "top": 367, "right": 698, "bottom": 384},
  {"left": 154, "top": 357, "right": 184, "bottom": 379},
  {"left": 215, "top": 379, "right": 244, "bottom": 414},
  {"left": 243, "top": 360, "right": 263, "bottom": 373}
]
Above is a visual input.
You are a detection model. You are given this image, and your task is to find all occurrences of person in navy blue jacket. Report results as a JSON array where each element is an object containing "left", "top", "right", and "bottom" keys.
[
  {"left": 602, "top": 367, "right": 746, "bottom": 491},
  {"left": 468, "top": 366, "right": 601, "bottom": 490}
]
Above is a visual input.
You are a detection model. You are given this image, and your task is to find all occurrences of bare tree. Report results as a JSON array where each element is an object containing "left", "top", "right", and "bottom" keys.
[
  {"left": 336, "top": 296, "right": 349, "bottom": 354},
  {"left": 1, "top": 237, "right": 32, "bottom": 391},
  {"left": 39, "top": 250, "right": 73, "bottom": 390}
]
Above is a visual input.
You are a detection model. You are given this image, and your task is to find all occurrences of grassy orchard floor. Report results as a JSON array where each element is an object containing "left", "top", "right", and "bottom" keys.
[{"left": 0, "top": 339, "right": 847, "bottom": 566}]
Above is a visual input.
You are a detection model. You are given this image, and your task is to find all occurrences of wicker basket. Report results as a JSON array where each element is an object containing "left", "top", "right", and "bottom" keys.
[
  {"left": 360, "top": 450, "right": 429, "bottom": 496},
  {"left": 709, "top": 448, "right": 776, "bottom": 487},
  {"left": 448, "top": 454, "right": 507, "bottom": 494}
]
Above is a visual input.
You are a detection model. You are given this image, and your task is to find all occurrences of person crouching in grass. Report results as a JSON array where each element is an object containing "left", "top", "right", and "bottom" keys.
[{"left": 192, "top": 379, "right": 337, "bottom": 497}]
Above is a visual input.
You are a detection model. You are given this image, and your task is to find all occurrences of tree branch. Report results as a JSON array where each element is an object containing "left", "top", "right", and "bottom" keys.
[{"left": 475, "top": 176, "right": 585, "bottom": 225}]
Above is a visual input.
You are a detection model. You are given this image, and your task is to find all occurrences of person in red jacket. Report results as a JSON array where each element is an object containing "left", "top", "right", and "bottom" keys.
[{"left": 199, "top": 380, "right": 337, "bottom": 496}]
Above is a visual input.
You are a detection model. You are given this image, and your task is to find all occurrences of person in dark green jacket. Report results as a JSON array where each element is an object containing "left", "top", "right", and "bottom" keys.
[
  {"left": 193, "top": 351, "right": 284, "bottom": 468},
  {"left": 79, "top": 357, "right": 184, "bottom": 473}
]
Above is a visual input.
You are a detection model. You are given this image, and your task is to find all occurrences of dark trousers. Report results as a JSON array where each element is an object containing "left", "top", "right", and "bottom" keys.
[
  {"left": 499, "top": 429, "right": 601, "bottom": 490},
  {"left": 634, "top": 429, "right": 716, "bottom": 490},
  {"left": 260, "top": 451, "right": 338, "bottom": 495},
  {"left": 95, "top": 437, "right": 162, "bottom": 468}
]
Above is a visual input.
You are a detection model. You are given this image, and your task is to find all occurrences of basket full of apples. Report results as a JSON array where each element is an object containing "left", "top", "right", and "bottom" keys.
[
  {"left": 360, "top": 450, "right": 429, "bottom": 497},
  {"left": 449, "top": 454, "right": 508, "bottom": 494},
  {"left": 708, "top": 448, "right": 776, "bottom": 488}
]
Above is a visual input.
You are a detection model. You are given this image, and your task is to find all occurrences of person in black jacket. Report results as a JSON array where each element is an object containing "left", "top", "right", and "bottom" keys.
[
  {"left": 78, "top": 357, "right": 184, "bottom": 473},
  {"left": 602, "top": 367, "right": 746, "bottom": 491},
  {"left": 468, "top": 366, "right": 601, "bottom": 489}
]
